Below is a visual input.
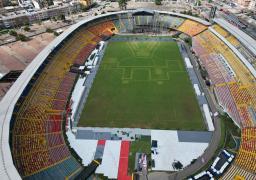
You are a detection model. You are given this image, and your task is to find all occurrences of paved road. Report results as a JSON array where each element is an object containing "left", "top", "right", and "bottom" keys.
[{"left": 145, "top": 41, "right": 222, "bottom": 180}]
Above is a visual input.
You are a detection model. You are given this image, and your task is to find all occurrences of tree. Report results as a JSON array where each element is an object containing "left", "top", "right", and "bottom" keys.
[
  {"left": 59, "top": 14, "right": 66, "bottom": 21},
  {"left": 47, "top": 0, "right": 54, "bottom": 6},
  {"left": 184, "top": 37, "right": 192, "bottom": 46},
  {"left": 118, "top": 0, "right": 128, "bottom": 10},
  {"left": 155, "top": 0, "right": 162, "bottom": 5},
  {"left": 46, "top": 28, "right": 54, "bottom": 33},
  {"left": 53, "top": 31, "right": 59, "bottom": 36},
  {"left": 0, "top": 29, "right": 9, "bottom": 35},
  {"left": 198, "top": 0, "right": 201, "bottom": 6},
  {"left": 24, "top": 26, "right": 30, "bottom": 32},
  {"left": 52, "top": 17, "right": 57, "bottom": 21},
  {"left": 187, "top": 10, "right": 193, "bottom": 16},
  {"left": 16, "top": 34, "right": 29, "bottom": 41},
  {"left": 173, "top": 161, "right": 183, "bottom": 170},
  {"left": 9, "top": 30, "right": 18, "bottom": 36}
]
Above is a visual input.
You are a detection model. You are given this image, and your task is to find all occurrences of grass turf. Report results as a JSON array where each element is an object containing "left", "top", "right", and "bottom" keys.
[{"left": 79, "top": 40, "right": 205, "bottom": 130}]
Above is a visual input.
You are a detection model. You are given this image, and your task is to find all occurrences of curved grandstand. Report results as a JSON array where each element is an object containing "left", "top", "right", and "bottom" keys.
[{"left": 0, "top": 9, "right": 255, "bottom": 180}]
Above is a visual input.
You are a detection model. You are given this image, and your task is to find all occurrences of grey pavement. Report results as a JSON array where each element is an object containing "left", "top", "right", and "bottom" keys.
[
  {"left": 178, "top": 42, "right": 214, "bottom": 130},
  {"left": 76, "top": 127, "right": 151, "bottom": 141},
  {"left": 177, "top": 131, "right": 212, "bottom": 143}
]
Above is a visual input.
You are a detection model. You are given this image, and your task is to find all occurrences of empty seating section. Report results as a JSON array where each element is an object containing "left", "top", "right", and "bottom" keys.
[
  {"left": 229, "top": 84, "right": 251, "bottom": 105},
  {"left": 11, "top": 23, "right": 106, "bottom": 178},
  {"left": 235, "top": 128, "right": 256, "bottom": 173},
  {"left": 159, "top": 15, "right": 171, "bottom": 29},
  {"left": 199, "top": 54, "right": 235, "bottom": 85},
  {"left": 193, "top": 29, "right": 256, "bottom": 178},
  {"left": 170, "top": 16, "right": 184, "bottom": 29},
  {"left": 212, "top": 24, "right": 240, "bottom": 47},
  {"left": 192, "top": 37, "right": 210, "bottom": 55},
  {"left": 122, "top": 19, "right": 131, "bottom": 30},
  {"left": 158, "top": 15, "right": 184, "bottom": 29},
  {"left": 24, "top": 157, "right": 81, "bottom": 180},
  {"left": 46, "top": 118, "right": 62, "bottom": 133},
  {"left": 46, "top": 133, "right": 65, "bottom": 147},
  {"left": 178, "top": 19, "right": 207, "bottom": 36},
  {"left": 87, "top": 21, "right": 117, "bottom": 37},
  {"left": 195, "top": 30, "right": 256, "bottom": 98},
  {"left": 220, "top": 164, "right": 256, "bottom": 180},
  {"left": 226, "top": 36, "right": 240, "bottom": 47},
  {"left": 237, "top": 45, "right": 256, "bottom": 70},
  {"left": 118, "top": 18, "right": 133, "bottom": 32},
  {"left": 215, "top": 85, "right": 241, "bottom": 125},
  {"left": 48, "top": 145, "right": 70, "bottom": 162},
  {"left": 238, "top": 106, "right": 254, "bottom": 127},
  {"left": 75, "top": 44, "right": 96, "bottom": 65},
  {"left": 212, "top": 24, "right": 229, "bottom": 37},
  {"left": 113, "top": 19, "right": 121, "bottom": 31}
]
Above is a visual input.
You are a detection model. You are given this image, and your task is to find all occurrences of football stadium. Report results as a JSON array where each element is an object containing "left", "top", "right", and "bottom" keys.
[{"left": 0, "top": 9, "right": 256, "bottom": 180}]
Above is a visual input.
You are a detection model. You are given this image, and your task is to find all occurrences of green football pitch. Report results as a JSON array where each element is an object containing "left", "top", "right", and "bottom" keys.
[{"left": 79, "top": 39, "right": 205, "bottom": 130}]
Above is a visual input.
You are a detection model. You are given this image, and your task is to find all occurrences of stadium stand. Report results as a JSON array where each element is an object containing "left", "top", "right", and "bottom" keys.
[
  {"left": 221, "top": 128, "right": 256, "bottom": 179},
  {"left": 193, "top": 29, "right": 256, "bottom": 179},
  {"left": 220, "top": 164, "right": 256, "bottom": 180},
  {"left": 237, "top": 46, "right": 256, "bottom": 70},
  {"left": 212, "top": 24, "right": 241, "bottom": 48},
  {"left": 157, "top": 15, "right": 184, "bottom": 29},
  {"left": 235, "top": 128, "right": 256, "bottom": 172},
  {"left": 87, "top": 21, "right": 117, "bottom": 37},
  {"left": 178, "top": 19, "right": 207, "bottom": 36},
  {"left": 24, "top": 157, "right": 81, "bottom": 180},
  {"left": 211, "top": 24, "right": 256, "bottom": 72},
  {"left": 212, "top": 24, "right": 230, "bottom": 38},
  {"left": 10, "top": 21, "right": 115, "bottom": 178},
  {"left": 119, "top": 18, "right": 131, "bottom": 32},
  {"left": 113, "top": 13, "right": 134, "bottom": 33},
  {"left": 169, "top": 16, "right": 185, "bottom": 29},
  {"left": 193, "top": 30, "right": 256, "bottom": 125},
  {"left": 226, "top": 36, "right": 240, "bottom": 48}
]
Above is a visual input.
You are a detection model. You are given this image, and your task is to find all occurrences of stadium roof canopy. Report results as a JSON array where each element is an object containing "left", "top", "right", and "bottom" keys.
[{"left": 0, "top": 10, "right": 211, "bottom": 179}]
